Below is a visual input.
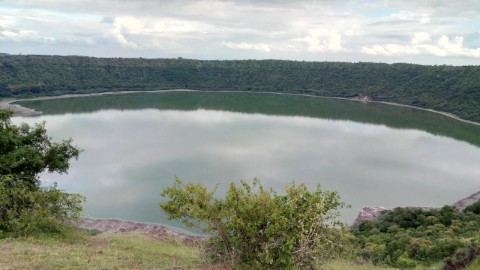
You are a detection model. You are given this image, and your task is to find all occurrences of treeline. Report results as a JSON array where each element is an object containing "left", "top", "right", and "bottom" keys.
[
  {"left": 353, "top": 203, "right": 480, "bottom": 269},
  {"left": 1, "top": 55, "right": 479, "bottom": 122}
]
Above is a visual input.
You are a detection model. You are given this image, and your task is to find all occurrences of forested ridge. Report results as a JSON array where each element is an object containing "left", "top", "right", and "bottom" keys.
[{"left": 1, "top": 54, "right": 479, "bottom": 122}]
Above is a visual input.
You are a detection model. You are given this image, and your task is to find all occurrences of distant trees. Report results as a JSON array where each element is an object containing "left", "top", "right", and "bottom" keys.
[
  {"left": 464, "top": 201, "right": 480, "bottom": 215},
  {"left": 0, "top": 55, "right": 479, "bottom": 122},
  {"left": 352, "top": 206, "right": 480, "bottom": 269},
  {"left": 160, "top": 178, "right": 349, "bottom": 269},
  {"left": 0, "top": 109, "right": 83, "bottom": 236}
]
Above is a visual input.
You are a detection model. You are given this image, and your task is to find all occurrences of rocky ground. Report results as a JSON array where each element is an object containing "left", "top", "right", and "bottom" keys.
[
  {"left": 72, "top": 218, "right": 205, "bottom": 242},
  {"left": 353, "top": 190, "right": 480, "bottom": 225},
  {"left": 0, "top": 101, "right": 40, "bottom": 116}
]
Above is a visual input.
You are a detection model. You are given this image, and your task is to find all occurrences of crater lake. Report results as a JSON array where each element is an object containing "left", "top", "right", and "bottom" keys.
[{"left": 13, "top": 91, "right": 480, "bottom": 232}]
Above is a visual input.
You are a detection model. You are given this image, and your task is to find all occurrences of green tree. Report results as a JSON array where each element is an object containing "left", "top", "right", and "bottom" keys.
[
  {"left": 352, "top": 205, "right": 480, "bottom": 268},
  {"left": 160, "top": 178, "right": 349, "bottom": 269},
  {"left": 0, "top": 109, "right": 83, "bottom": 236},
  {"left": 464, "top": 201, "right": 480, "bottom": 215}
]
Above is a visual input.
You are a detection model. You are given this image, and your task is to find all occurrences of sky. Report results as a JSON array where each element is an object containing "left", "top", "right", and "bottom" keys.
[{"left": 0, "top": 0, "right": 479, "bottom": 65}]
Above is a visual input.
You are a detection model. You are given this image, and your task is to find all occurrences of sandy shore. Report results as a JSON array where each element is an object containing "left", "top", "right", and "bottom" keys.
[
  {"left": 72, "top": 218, "right": 205, "bottom": 241},
  {"left": 77, "top": 190, "right": 480, "bottom": 237},
  {"left": 1, "top": 89, "right": 196, "bottom": 117},
  {"left": 2, "top": 89, "right": 479, "bottom": 126},
  {"left": 0, "top": 101, "right": 40, "bottom": 116}
]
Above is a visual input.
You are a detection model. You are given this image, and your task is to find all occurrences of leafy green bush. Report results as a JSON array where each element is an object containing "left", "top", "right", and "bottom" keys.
[
  {"left": 0, "top": 109, "right": 83, "bottom": 237},
  {"left": 353, "top": 206, "right": 480, "bottom": 269},
  {"left": 464, "top": 201, "right": 480, "bottom": 215},
  {"left": 0, "top": 177, "right": 84, "bottom": 235},
  {"left": 444, "top": 244, "right": 480, "bottom": 270},
  {"left": 160, "top": 178, "right": 349, "bottom": 269}
]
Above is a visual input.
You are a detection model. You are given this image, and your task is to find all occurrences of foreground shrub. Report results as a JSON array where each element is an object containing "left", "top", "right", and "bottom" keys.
[
  {"left": 444, "top": 245, "right": 479, "bottom": 270},
  {"left": 0, "top": 109, "right": 83, "bottom": 237},
  {"left": 160, "top": 178, "right": 349, "bottom": 269},
  {"left": 0, "top": 176, "right": 84, "bottom": 236}
]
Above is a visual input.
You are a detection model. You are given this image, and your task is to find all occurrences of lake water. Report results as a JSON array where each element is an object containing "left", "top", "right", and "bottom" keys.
[{"left": 13, "top": 91, "right": 480, "bottom": 232}]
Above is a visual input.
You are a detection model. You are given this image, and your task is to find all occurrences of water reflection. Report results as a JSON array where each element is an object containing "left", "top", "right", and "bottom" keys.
[
  {"left": 14, "top": 109, "right": 480, "bottom": 231},
  {"left": 16, "top": 91, "right": 480, "bottom": 148}
]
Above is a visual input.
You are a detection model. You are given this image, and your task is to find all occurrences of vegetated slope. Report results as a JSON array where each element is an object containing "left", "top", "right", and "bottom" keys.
[{"left": 0, "top": 55, "right": 479, "bottom": 122}]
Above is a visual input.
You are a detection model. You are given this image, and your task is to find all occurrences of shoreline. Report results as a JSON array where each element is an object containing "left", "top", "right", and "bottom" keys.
[
  {"left": 353, "top": 190, "right": 480, "bottom": 226},
  {"left": 4, "top": 89, "right": 479, "bottom": 238},
  {"left": 72, "top": 218, "right": 205, "bottom": 241},
  {"left": 0, "top": 100, "right": 41, "bottom": 117},
  {"left": 76, "top": 190, "right": 480, "bottom": 238},
  {"left": 2, "top": 89, "right": 479, "bottom": 126}
]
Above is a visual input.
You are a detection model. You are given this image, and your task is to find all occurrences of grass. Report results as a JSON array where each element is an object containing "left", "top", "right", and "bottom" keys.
[
  {"left": 0, "top": 228, "right": 206, "bottom": 270},
  {"left": 0, "top": 228, "right": 471, "bottom": 270},
  {"left": 324, "top": 260, "right": 443, "bottom": 270},
  {"left": 466, "top": 256, "right": 480, "bottom": 270}
]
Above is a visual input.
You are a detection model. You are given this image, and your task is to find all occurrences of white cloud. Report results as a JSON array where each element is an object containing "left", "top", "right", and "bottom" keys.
[
  {"left": 0, "top": 28, "right": 56, "bottom": 43},
  {"left": 294, "top": 31, "right": 346, "bottom": 53},
  {"left": 222, "top": 41, "right": 271, "bottom": 52},
  {"left": 113, "top": 16, "right": 213, "bottom": 37},
  {"left": 387, "top": 0, "right": 480, "bottom": 19},
  {"left": 383, "top": 10, "right": 430, "bottom": 23},
  {"left": 104, "top": 28, "right": 137, "bottom": 48},
  {"left": 0, "top": 0, "right": 479, "bottom": 64},
  {"left": 362, "top": 34, "right": 480, "bottom": 58},
  {"left": 411, "top": 32, "right": 430, "bottom": 44}
]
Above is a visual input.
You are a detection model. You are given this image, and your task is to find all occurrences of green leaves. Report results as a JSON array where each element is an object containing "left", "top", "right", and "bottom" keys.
[
  {"left": 353, "top": 206, "right": 480, "bottom": 268},
  {"left": 0, "top": 109, "right": 83, "bottom": 237},
  {"left": 2, "top": 55, "right": 480, "bottom": 123},
  {"left": 160, "top": 178, "right": 349, "bottom": 269},
  {"left": 0, "top": 115, "right": 79, "bottom": 179}
]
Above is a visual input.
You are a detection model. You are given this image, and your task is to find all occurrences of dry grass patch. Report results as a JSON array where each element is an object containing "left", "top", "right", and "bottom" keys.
[
  {"left": 0, "top": 229, "right": 205, "bottom": 270},
  {"left": 324, "top": 259, "right": 444, "bottom": 270}
]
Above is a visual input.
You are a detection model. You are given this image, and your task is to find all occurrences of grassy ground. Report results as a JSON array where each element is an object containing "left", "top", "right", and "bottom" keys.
[
  {"left": 466, "top": 257, "right": 480, "bottom": 270},
  {"left": 0, "top": 228, "right": 474, "bottom": 270},
  {"left": 0, "top": 229, "right": 206, "bottom": 270},
  {"left": 324, "top": 260, "right": 443, "bottom": 270}
]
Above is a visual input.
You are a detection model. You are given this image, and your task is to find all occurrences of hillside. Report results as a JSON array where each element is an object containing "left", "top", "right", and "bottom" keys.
[{"left": 0, "top": 55, "right": 479, "bottom": 122}]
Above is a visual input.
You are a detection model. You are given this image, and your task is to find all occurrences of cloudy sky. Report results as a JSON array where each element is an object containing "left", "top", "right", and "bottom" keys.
[{"left": 1, "top": 0, "right": 479, "bottom": 65}]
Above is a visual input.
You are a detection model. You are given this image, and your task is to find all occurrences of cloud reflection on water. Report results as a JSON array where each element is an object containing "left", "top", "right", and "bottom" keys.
[{"left": 14, "top": 109, "right": 480, "bottom": 228}]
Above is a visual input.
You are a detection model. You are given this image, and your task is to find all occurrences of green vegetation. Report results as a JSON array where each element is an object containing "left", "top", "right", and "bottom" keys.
[
  {"left": 352, "top": 206, "right": 480, "bottom": 269},
  {"left": 0, "top": 109, "right": 82, "bottom": 237},
  {"left": 2, "top": 227, "right": 478, "bottom": 270},
  {"left": 160, "top": 178, "right": 349, "bottom": 269},
  {"left": 324, "top": 259, "right": 442, "bottom": 270},
  {"left": 1, "top": 55, "right": 479, "bottom": 122},
  {"left": 464, "top": 201, "right": 480, "bottom": 215},
  {"left": 2, "top": 102, "right": 480, "bottom": 268},
  {"left": 160, "top": 178, "right": 480, "bottom": 269},
  {"left": 0, "top": 228, "right": 205, "bottom": 270}
]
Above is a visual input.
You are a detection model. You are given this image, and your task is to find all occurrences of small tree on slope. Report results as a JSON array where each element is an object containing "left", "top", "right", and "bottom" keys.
[{"left": 160, "top": 178, "right": 349, "bottom": 269}]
